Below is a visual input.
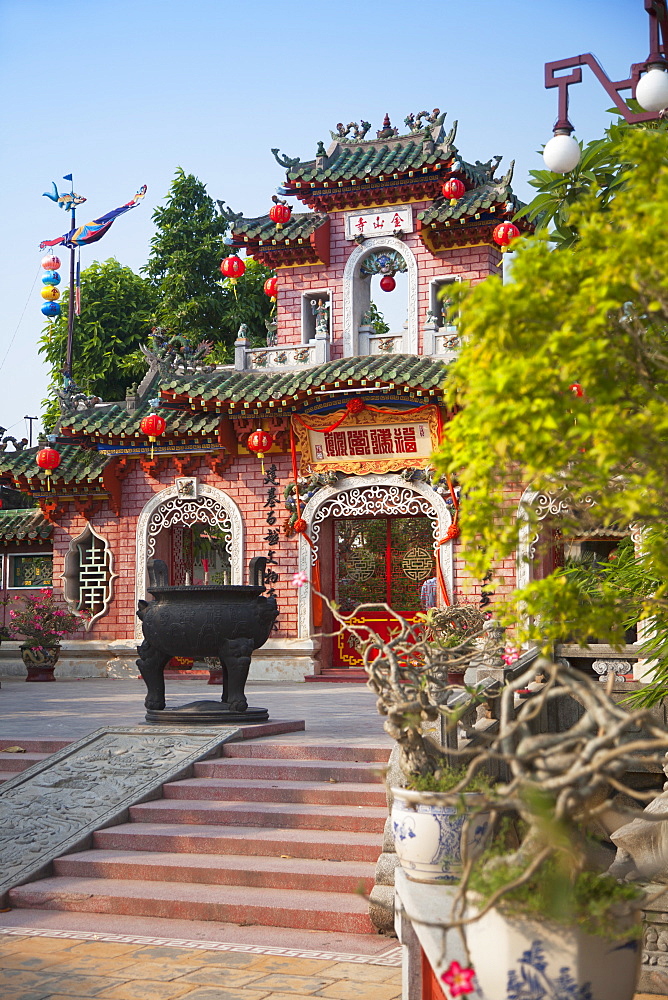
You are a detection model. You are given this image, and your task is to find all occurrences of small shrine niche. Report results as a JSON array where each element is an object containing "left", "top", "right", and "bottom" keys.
[
  {"left": 429, "top": 275, "right": 461, "bottom": 330},
  {"left": 302, "top": 291, "right": 331, "bottom": 344}
]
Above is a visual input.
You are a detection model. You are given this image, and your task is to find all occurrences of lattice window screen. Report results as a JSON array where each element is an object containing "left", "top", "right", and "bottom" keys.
[{"left": 62, "top": 524, "right": 117, "bottom": 629}]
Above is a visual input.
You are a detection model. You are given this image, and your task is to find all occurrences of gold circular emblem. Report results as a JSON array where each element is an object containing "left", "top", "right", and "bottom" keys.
[
  {"left": 401, "top": 547, "right": 433, "bottom": 581},
  {"left": 346, "top": 550, "right": 376, "bottom": 582}
]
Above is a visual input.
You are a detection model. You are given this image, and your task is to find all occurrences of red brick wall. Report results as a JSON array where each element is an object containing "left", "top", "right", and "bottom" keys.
[
  {"left": 49, "top": 452, "right": 301, "bottom": 644},
  {"left": 275, "top": 204, "right": 501, "bottom": 354}
]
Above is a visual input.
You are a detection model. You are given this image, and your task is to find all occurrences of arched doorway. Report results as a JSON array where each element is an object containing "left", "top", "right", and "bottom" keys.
[
  {"left": 134, "top": 480, "right": 244, "bottom": 640},
  {"left": 296, "top": 475, "right": 454, "bottom": 667},
  {"left": 342, "top": 236, "right": 418, "bottom": 357}
]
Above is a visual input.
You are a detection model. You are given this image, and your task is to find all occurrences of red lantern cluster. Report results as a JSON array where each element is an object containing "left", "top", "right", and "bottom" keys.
[
  {"left": 269, "top": 202, "right": 291, "bottom": 227},
  {"left": 220, "top": 255, "right": 246, "bottom": 281},
  {"left": 264, "top": 276, "right": 278, "bottom": 299},
  {"left": 441, "top": 178, "right": 465, "bottom": 204},
  {"left": 380, "top": 274, "right": 396, "bottom": 292},
  {"left": 492, "top": 222, "right": 520, "bottom": 249}
]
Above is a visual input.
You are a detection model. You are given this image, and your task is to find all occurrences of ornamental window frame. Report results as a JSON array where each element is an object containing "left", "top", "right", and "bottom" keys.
[
  {"left": 7, "top": 552, "right": 53, "bottom": 591},
  {"left": 61, "top": 522, "right": 117, "bottom": 631},
  {"left": 342, "top": 236, "right": 418, "bottom": 357}
]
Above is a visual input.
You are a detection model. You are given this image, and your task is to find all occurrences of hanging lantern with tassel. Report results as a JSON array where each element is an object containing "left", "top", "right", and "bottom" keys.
[
  {"left": 246, "top": 428, "right": 274, "bottom": 474},
  {"left": 269, "top": 198, "right": 291, "bottom": 229},
  {"left": 493, "top": 221, "right": 520, "bottom": 251},
  {"left": 36, "top": 446, "right": 61, "bottom": 492},
  {"left": 220, "top": 255, "right": 246, "bottom": 298},
  {"left": 441, "top": 178, "right": 465, "bottom": 205},
  {"left": 264, "top": 276, "right": 278, "bottom": 300},
  {"left": 140, "top": 412, "right": 166, "bottom": 459}
]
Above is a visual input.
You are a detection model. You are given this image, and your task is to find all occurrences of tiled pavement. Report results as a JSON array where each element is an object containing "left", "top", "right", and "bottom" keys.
[{"left": 0, "top": 931, "right": 403, "bottom": 1000}]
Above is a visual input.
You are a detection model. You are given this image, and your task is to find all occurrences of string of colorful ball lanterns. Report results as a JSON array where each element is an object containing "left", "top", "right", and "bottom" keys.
[{"left": 40, "top": 254, "right": 62, "bottom": 318}]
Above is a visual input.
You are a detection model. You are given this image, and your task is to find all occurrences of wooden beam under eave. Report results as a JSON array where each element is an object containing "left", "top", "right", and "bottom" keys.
[{"left": 216, "top": 415, "right": 238, "bottom": 456}]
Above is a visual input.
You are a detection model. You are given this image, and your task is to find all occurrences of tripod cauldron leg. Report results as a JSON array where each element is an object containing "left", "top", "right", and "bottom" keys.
[
  {"left": 136, "top": 638, "right": 170, "bottom": 710},
  {"left": 219, "top": 637, "right": 255, "bottom": 713}
]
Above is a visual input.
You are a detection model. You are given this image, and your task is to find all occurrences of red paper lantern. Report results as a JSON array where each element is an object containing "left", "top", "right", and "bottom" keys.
[
  {"left": 220, "top": 255, "right": 246, "bottom": 280},
  {"left": 441, "top": 178, "right": 465, "bottom": 204},
  {"left": 36, "top": 447, "right": 61, "bottom": 471},
  {"left": 493, "top": 222, "right": 520, "bottom": 249},
  {"left": 269, "top": 203, "right": 292, "bottom": 227},
  {"left": 264, "top": 276, "right": 278, "bottom": 299},
  {"left": 247, "top": 428, "right": 274, "bottom": 457},
  {"left": 140, "top": 413, "right": 167, "bottom": 440},
  {"left": 380, "top": 275, "right": 396, "bottom": 292},
  {"left": 36, "top": 446, "right": 61, "bottom": 491}
]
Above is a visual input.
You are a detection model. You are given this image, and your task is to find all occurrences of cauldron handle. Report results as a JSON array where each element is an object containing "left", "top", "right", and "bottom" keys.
[{"left": 248, "top": 556, "right": 267, "bottom": 589}]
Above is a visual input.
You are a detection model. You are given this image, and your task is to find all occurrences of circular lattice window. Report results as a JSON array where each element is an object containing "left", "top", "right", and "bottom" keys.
[
  {"left": 401, "top": 547, "right": 434, "bottom": 581},
  {"left": 346, "top": 550, "right": 376, "bottom": 582}
]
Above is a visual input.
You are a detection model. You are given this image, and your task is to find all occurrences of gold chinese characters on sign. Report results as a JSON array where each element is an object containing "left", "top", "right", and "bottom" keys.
[{"left": 292, "top": 406, "right": 439, "bottom": 476}]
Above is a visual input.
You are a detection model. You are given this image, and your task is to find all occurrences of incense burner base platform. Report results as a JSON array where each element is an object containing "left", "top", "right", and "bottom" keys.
[{"left": 146, "top": 700, "right": 269, "bottom": 725}]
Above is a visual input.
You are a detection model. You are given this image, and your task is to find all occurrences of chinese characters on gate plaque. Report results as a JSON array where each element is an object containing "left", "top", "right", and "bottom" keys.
[
  {"left": 344, "top": 206, "right": 413, "bottom": 241},
  {"left": 311, "top": 422, "right": 432, "bottom": 463}
]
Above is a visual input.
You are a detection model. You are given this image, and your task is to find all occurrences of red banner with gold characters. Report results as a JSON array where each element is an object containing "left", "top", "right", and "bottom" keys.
[{"left": 292, "top": 405, "right": 440, "bottom": 475}]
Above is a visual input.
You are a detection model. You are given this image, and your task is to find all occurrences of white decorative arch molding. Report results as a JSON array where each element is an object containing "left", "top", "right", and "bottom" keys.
[
  {"left": 342, "top": 236, "right": 418, "bottom": 357},
  {"left": 296, "top": 474, "right": 453, "bottom": 638},
  {"left": 134, "top": 482, "right": 244, "bottom": 640},
  {"left": 516, "top": 487, "right": 598, "bottom": 590}
]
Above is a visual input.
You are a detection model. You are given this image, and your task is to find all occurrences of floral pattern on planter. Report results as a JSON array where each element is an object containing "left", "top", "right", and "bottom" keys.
[
  {"left": 21, "top": 644, "right": 60, "bottom": 681},
  {"left": 506, "top": 941, "right": 593, "bottom": 999},
  {"left": 391, "top": 789, "right": 491, "bottom": 883}
]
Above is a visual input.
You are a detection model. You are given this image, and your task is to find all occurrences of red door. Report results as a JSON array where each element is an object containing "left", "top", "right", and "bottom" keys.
[{"left": 332, "top": 515, "right": 435, "bottom": 668}]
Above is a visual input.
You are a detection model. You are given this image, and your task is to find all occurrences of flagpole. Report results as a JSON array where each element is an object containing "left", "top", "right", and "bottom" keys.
[{"left": 65, "top": 176, "right": 76, "bottom": 378}]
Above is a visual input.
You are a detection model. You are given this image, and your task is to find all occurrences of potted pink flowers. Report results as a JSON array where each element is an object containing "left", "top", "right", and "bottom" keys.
[{"left": 6, "top": 588, "right": 85, "bottom": 681}]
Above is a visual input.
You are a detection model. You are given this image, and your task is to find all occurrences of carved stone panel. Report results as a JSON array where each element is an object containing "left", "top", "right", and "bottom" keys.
[{"left": 0, "top": 726, "right": 239, "bottom": 903}]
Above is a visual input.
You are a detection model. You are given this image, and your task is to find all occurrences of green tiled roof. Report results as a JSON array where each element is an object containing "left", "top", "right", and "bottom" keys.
[
  {"left": 228, "top": 211, "right": 328, "bottom": 245},
  {"left": 0, "top": 444, "right": 110, "bottom": 485},
  {"left": 279, "top": 118, "right": 458, "bottom": 184},
  {"left": 418, "top": 165, "right": 523, "bottom": 226},
  {"left": 162, "top": 355, "right": 448, "bottom": 405},
  {"left": 0, "top": 508, "right": 52, "bottom": 542},
  {"left": 62, "top": 398, "right": 223, "bottom": 439}
]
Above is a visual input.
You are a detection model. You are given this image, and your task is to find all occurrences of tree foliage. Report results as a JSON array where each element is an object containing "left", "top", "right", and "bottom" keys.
[
  {"left": 39, "top": 258, "right": 156, "bottom": 425},
  {"left": 143, "top": 168, "right": 273, "bottom": 356},
  {"left": 434, "top": 129, "right": 668, "bottom": 702}
]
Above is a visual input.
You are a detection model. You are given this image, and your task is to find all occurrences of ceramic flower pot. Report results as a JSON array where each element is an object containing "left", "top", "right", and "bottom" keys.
[
  {"left": 466, "top": 904, "right": 642, "bottom": 1000},
  {"left": 21, "top": 644, "right": 60, "bottom": 682},
  {"left": 391, "top": 787, "right": 492, "bottom": 884}
]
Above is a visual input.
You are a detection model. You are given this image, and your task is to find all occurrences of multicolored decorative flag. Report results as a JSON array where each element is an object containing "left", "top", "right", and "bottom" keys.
[{"left": 40, "top": 185, "right": 147, "bottom": 250}]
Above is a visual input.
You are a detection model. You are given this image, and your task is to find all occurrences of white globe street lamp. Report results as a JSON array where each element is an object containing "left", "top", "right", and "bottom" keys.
[
  {"left": 542, "top": 132, "right": 582, "bottom": 174},
  {"left": 635, "top": 65, "right": 668, "bottom": 112}
]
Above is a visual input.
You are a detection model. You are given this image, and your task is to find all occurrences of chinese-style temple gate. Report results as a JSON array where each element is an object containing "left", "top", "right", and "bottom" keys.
[{"left": 0, "top": 110, "right": 531, "bottom": 679}]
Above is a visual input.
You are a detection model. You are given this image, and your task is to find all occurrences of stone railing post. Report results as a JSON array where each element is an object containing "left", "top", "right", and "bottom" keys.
[{"left": 234, "top": 335, "right": 249, "bottom": 371}]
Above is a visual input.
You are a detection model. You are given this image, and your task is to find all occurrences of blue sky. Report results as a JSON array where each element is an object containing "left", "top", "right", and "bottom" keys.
[{"left": 0, "top": 0, "right": 645, "bottom": 438}]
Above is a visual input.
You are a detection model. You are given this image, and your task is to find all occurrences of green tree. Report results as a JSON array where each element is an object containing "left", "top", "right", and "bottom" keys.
[
  {"left": 39, "top": 258, "right": 156, "bottom": 426},
  {"left": 144, "top": 168, "right": 273, "bottom": 355},
  {"left": 434, "top": 128, "right": 668, "bottom": 703}
]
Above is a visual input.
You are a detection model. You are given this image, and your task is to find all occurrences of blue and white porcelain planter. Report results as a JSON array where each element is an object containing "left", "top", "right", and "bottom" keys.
[
  {"left": 466, "top": 904, "right": 641, "bottom": 1000},
  {"left": 391, "top": 787, "right": 492, "bottom": 884}
]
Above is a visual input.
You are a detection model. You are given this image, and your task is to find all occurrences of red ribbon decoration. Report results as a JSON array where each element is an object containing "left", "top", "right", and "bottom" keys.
[{"left": 293, "top": 398, "right": 436, "bottom": 434}]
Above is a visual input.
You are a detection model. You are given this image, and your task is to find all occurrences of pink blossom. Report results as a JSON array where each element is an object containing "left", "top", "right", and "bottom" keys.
[
  {"left": 501, "top": 644, "right": 520, "bottom": 667},
  {"left": 291, "top": 571, "right": 309, "bottom": 588},
  {"left": 441, "top": 961, "right": 476, "bottom": 997}
]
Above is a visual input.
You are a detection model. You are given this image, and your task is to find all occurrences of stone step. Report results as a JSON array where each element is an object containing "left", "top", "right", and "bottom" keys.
[
  {"left": 7, "top": 876, "right": 376, "bottom": 934},
  {"left": 0, "top": 752, "right": 53, "bottom": 772},
  {"left": 162, "top": 776, "right": 388, "bottom": 806},
  {"left": 53, "top": 849, "right": 376, "bottom": 893},
  {"left": 94, "top": 821, "right": 383, "bottom": 862},
  {"left": 221, "top": 743, "right": 391, "bottom": 762},
  {"left": 195, "top": 758, "right": 384, "bottom": 783},
  {"left": 0, "top": 739, "right": 73, "bottom": 753},
  {"left": 128, "top": 798, "right": 387, "bottom": 833}
]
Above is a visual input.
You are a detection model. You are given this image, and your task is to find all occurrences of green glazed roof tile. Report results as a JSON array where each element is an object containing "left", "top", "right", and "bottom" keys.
[
  {"left": 229, "top": 212, "right": 328, "bottom": 246},
  {"left": 0, "top": 443, "right": 111, "bottom": 485},
  {"left": 0, "top": 508, "right": 52, "bottom": 542}
]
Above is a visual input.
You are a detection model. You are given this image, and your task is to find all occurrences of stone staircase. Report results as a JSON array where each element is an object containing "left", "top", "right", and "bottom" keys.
[
  {"left": 0, "top": 739, "right": 72, "bottom": 783},
  {"left": 8, "top": 742, "right": 390, "bottom": 934}
]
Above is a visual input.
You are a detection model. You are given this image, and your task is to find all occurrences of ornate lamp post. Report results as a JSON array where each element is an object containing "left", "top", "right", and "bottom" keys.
[{"left": 543, "top": 0, "right": 668, "bottom": 172}]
